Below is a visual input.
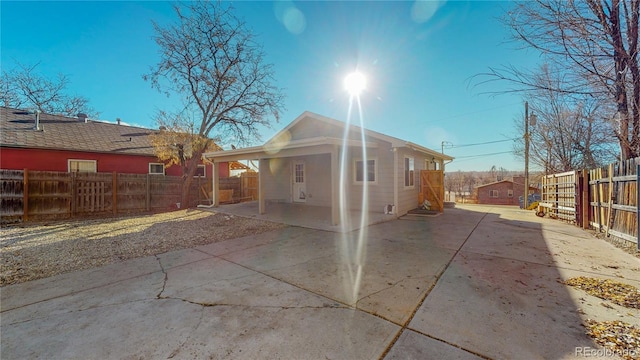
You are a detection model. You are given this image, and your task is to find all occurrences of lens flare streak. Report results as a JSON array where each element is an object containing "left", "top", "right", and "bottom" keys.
[{"left": 339, "top": 91, "right": 369, "bottom": 304}]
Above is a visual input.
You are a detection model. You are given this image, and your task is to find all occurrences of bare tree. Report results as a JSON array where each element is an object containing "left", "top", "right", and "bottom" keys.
[
  {"left": 144, "top": 1, "right": 285, "bottom": 205},
  {"left": 512, "top": 65, "right": 618, "bottom": 172},
  {"left": 478, "top": 0, "right": 639, "bottom": 159},
  {"left": 1, "top": 62, "right": 96, "bottom": 117},
  {"left": 149, "top": 110, "right": 221, "bottom": 173}
]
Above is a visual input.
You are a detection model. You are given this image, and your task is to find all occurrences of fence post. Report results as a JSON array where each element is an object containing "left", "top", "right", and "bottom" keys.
[
  {"left": 606, "top": 163, "right": 614, "bottom": 237},
  {"left": 70, "top": 172, "right": 76, "bottom": 216},
  {"left": 146, "top": 174, "right": 151, "bottom": 212},
  {"left": 595, "top": 169, "right": 601, "bottom": 232},
  {"left": 23, "top": 168, "right": 29, "bottom": 222},
  {"left": 576, "top": 171, "right": 582, "bottom": 227},
  {"left": 581, "top": 169, "right": 589, "bottom": 229},
  {"left": 112, "top": 172, "right": 118, "bottom": 215},
  {"left": 637, "top": 164, "right": 639, "bottom": 250}
]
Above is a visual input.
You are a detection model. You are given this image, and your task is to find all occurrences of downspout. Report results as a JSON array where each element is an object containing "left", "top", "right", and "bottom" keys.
[
  {"left": 393, "top": 146, "right": 398, "bottom": 217},
  {"left": 198, "top": 156, "right": 216, "bottom": 208}
]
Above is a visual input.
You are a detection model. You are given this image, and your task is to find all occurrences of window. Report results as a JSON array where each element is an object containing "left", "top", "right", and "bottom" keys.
[
  {"left": 490, "top": 190, "right": 499, "bottom": 198},
  {"left": 294, "top": 163, "right": 304, "bottom": 183},
  {"left": 149, "top": 163, "right": 165, "bottom": 175},
  {"left": 194, "top": 165, "right": 206, "bottom": 177},
  {"left": 507, "top": 189, "right": 513, "bottom": 197},
  {"left": 68, "top": 159, "right": 97, "bottom": 173},
  {"left": 355, "top": 159, "right": 376, "bottom": 183},
  {"left": 404, "top": 157, "right": 414, "bottom": 187}
]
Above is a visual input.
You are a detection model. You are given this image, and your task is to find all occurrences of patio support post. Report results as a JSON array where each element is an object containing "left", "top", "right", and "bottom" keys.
[
  {"left": 331, "top": 146, "right": 339, "bottom": 226},
  {"left": 258, "top": 158, "right": 265, "bottom": 215}
]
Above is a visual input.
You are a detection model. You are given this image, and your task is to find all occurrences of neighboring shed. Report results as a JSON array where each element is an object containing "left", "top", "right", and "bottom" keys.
[
  {"left": 0, "top": 107, "right": 235, "bottom": 177},
  {"left": 203, "top": 111, "right": 453, "bottom": 226}
]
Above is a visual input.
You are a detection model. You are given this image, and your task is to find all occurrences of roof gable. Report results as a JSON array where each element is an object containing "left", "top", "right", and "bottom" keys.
[{"left": 266, "top": 111, "right": 452, "bottom": 160}]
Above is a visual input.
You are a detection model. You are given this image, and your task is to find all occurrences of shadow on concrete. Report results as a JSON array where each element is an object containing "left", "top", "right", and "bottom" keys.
[{"left": 398, "top": 205, "right": 623, "bottom": 359}]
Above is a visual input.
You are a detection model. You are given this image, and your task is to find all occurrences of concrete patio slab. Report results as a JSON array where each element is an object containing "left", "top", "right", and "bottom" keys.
[
  {"left": 385, "top": 330, "right": 484, "bottom": 360},
  {"left": 206, "top": 201, "right": 396, "bottom": 232},
  {"left": 2, "top": 204, "right": 638, "bottom": 359},
  {"left": 409, "top": 252, "right": 593, "bottom": 359}
]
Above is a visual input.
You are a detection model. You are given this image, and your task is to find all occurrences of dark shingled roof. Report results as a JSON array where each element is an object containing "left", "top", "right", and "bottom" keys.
[{"left": 1, "top": 107, "right": 156, "bottom": 156}]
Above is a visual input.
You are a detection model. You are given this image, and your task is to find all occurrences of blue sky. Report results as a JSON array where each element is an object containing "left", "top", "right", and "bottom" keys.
[{"left": 1, "top": 1, "right": 541, "bottom": 172}]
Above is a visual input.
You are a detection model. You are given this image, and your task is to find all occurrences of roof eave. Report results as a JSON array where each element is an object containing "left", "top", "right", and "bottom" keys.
[{"left": 403, "top": 142, "right": 454, "bottom": 160}]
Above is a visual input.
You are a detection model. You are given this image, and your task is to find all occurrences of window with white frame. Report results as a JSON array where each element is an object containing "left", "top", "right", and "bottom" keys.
[
  {"left": 194, "top": 164, "right": 206, "bottom": 177},
  {"left": 149, "top": 163, "right": 165, "bottom": 175},
  {"left": 354, "top": 159, "right": 376, "bottom": 183},
  {"left": 490, "top": 190, "right": 499, "bottom": 198},
  {"left": 404, "top": 156, "right": 414, "bottom": 187},
  {"left": 68, "top": 159, "right": 97, "bottom": 173},
  {"left": 507, "top": 189, "right": 513, "bottom": 197}
]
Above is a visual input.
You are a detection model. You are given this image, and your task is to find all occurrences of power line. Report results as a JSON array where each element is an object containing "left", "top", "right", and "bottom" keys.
[
  {"left": 449, "top": 137, "right": 518, "bottom": 148},
  {"left": 453, "top": 150, "right": 514, "bottom": 159},
  {"left": 430, "top": 101, "right": 522, "bottom": 122}
]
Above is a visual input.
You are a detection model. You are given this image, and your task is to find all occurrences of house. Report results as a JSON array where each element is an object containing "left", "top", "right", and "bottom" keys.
[
  {"left": 475, "top": 176, "right": 538, "bottom": 206},
  {"left": 0, "top": 106, "right": 241, "bottom": 177},
  {"left": 203, "top": 111, "right": 453, "bottom": 226}
]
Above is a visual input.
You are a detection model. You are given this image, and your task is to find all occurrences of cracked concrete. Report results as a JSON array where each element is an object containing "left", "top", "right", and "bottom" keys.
[{"left": 2, "top": 204, "right": 638, "bottom": 359}]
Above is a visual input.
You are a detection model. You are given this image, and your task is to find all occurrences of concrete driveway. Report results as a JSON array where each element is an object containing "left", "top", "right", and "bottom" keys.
[{"left": 2, "top": 205, "right": 639, "bottom": 359}]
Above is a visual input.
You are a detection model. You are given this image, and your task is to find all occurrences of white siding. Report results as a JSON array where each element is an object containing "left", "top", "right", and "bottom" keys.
[
  {"left": 261, "top": 155, "right": 333, "bottom": 205},
  {"left": 303, "top": 154, "right": 332, "bottom": 206},
  {"left": 262, "top": 158, "right": 291, "bottom": 202},
  {"left": 343, "top": 142, "right": 395, "bottom": 213},
  {"left": 395, "top": 148, "right": 432, "bottom": 216}
]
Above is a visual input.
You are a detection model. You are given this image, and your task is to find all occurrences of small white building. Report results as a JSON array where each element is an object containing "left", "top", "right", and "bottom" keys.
[{"left": 203, "top": 112, "right": 453, "bottom": 226}]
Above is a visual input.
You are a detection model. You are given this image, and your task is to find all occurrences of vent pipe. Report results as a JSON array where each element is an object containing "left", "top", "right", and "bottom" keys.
[
  {"left": 34, "top": 110, "right": 41, "bottom": 130},
  {"left": 116, "top": 118, "right": 121, "bottom": 125}
]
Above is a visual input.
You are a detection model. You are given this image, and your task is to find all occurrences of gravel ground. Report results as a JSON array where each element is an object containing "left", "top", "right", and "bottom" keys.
[{"left": 0, "top": 209, "right": 286, "bottom": 286}]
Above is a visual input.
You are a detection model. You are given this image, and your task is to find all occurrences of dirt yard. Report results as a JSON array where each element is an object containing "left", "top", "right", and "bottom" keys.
[{"left": 0, "top": 210, "right": 285, "bottom": 286}]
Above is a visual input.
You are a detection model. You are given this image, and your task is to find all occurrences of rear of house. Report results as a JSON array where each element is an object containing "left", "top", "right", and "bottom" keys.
[{"left": 204, "top": 112, "right": 453, "bottom": 226}]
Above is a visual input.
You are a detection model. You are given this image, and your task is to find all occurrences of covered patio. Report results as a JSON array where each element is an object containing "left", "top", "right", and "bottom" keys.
[
  {"left": 202, "top": 112, "right": 452, "bottom": 228},
  {"left": 201, "top": 201, "right": 395, "bottom": 232}
]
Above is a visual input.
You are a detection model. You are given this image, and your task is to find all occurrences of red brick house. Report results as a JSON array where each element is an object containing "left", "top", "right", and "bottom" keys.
[
  {"left": 0, "top": 107, "right": 239, "bottom": 177},
  {"left": 475, "top": 176, "right": 538, "bottom": 206}
]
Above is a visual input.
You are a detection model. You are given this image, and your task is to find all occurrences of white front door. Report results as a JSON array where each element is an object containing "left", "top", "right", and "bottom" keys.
[{"left": 292, "top": 160, "right": 306, "bottom": 203}]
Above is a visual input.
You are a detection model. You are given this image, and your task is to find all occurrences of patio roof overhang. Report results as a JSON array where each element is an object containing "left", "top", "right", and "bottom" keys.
[{"left": 202, "top": 136, "right": 379, "bottom": 163}]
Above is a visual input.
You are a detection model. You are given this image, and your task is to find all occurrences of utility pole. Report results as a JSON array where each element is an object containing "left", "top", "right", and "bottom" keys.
[
  {"left": 524, "top": 101, "right": 530, "bottom": 210},
  {"left": 441, "top": 141, "right": 452, "bottom": 154}
]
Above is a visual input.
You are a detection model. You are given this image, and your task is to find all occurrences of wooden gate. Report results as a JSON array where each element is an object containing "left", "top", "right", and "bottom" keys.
[
  {"left": 539, "top": 170, "right": 577, "bottom": 222},
  {"left": 420, "top": 170, "right": 444, "bottom": 212}
]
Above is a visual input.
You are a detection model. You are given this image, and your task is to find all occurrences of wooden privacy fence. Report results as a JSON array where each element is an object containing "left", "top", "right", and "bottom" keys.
[
  {"left": 217, "top": 171, "right": 258, "bottom": 202},
  {"left": 588, "top": 158, "right": 638, "bottom": 246},
  {"left": 0, "top": 170, "right": 211, "bottom": 223},
  {"left": 539, "top": 157, "right": 639, "bottom": 249}
]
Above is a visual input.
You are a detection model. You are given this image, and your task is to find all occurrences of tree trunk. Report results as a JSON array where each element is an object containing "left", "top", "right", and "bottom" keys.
[{"left": 181, "top": 153, "right": 203, "bottom": 208}]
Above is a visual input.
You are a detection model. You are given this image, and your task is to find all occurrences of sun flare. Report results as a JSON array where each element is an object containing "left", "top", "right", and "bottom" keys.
[{"left": 344, "top": 71, "right": 366, "bottom": 96}]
